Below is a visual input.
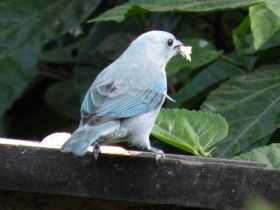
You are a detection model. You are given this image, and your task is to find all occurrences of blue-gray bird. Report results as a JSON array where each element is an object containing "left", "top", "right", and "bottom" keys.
[{"left": 60, "top": 30, "right": 191, "bottom": 157}]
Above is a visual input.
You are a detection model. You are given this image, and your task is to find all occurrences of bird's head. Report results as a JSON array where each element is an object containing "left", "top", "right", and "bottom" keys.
[{"left": 125, "top": 30, "right": 191, "bottom": 68}]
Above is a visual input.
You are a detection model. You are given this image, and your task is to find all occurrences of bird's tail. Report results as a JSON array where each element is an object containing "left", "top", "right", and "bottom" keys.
[
  {"left": 60, "top": 121, "right": 120, "bottom": 156},
  {"left": 60, "top": 125, "right": 101, "bottom": 156}
]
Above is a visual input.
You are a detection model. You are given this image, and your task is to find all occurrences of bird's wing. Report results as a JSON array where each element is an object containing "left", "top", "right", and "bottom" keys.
[{"left": 80, "top": 81, "right": 166, "bottom": 125}]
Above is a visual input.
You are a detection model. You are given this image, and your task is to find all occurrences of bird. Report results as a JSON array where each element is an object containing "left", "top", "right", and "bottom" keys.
[{"left": 60, "top": 30, "right": 191, "bottom": 158}]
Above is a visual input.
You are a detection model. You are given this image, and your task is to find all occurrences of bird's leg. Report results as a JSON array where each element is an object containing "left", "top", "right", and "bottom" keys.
[
  {"left": 92, "top": 142, "right": 101, "bottom": 160},
  {"left": 149, "top": 146, "right": 165, "bottom": 160}
]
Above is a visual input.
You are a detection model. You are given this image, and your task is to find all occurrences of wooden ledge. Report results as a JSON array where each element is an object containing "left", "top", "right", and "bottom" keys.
[{"left": 0, "top": 137, "right": 279, "bottom": 210}]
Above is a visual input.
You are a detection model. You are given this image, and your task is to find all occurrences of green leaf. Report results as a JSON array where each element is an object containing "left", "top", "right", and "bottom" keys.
[
  {"left": 0, "top": 44, "right": 41, "bottom": 116},
  {"left": 151, "top": 108, "right": 228, "bottom": 157},
  {"left": 249, "top": 4, "right": 280, "bottom": 49},
  {"left": 232, "top": 16, "right": 255, "bottom": 53},
  {"left": 245, "top": 196, "right": 279, "bottom": 210},
  {"left": 171, "top": 57, "right": 245, "bottom": 105},
  {"left": 42, "top": 32, "right": 133, "bottom": 65},
  {"left": 201, "top": 68, "right": 280, "bottom": 158},
  {"left": 91, "top": 0, "right": 263, "bottom": 22},
  {"left": 166, "top": 38, "right": 222, "bottom": 76},
  {"left": 0, "top": 0, "right": 100, "bottom": 47},
  {"left": 42, "top": 20, "right": 141, "bottom": 65},
  {"left": 241, "top": 134, "right": 272, "bottom": 153},
  {"left": 233, "top": 143, "right": 280, "bottom": 170},
  {"left": 40, "top": 40, "right": 88, "bottom": 64},
  {"left": 45, "top": 76, "right": 91, "bottom": 119},
  {"left": 233, "top": 14, "right": 280, "bottom": 53},
  {"left": 0, "top": 0, "right": 100, "bottom": 117},
  {"left": 265, "top": 0, "right": 280, "bottom": 18},
  {"left": 256, "top": 31, "right": 280, "bottom": 53}
]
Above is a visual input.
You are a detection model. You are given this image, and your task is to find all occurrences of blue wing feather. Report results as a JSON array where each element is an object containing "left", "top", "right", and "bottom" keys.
[{"left": 80, "top": 82, "right": 166, "bottom": 123}]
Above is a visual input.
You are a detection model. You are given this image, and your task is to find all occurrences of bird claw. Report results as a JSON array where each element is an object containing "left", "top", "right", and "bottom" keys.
[
  {"left": 156, "top": 150, "right": 165, "bottom": 160},
  {"left": 93, "top": 143, "right": 101, "bottom": 160},
  {"left": 149, "top": 146, "right": 165, "bottom": 162}
]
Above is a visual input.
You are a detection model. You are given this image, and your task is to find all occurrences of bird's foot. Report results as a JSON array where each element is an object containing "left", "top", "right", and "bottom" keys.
[
  {"left": 93, "top": 142, "right": 101, "bottom": 160},
  {"left": 149, "top": 146, "right": 165, "bottom": 161}
]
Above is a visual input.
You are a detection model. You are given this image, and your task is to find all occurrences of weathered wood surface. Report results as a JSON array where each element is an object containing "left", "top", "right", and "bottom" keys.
[
  {"left": 0, "top": 137, "right": 279, "bottom": 210},
  {"left": 0, "top": 191, "right": 194, "bottom": 210}
]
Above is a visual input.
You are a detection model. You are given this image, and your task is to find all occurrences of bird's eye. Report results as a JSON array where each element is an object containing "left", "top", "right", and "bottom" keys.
[{"left": 167, "top": 39, "right": 173, "bottom": 47}]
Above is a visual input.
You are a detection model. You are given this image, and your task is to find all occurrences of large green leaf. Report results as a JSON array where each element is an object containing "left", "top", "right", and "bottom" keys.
[
  {"left": 42, "top": 19, "right": 141, "bottom": 65},
  {"left": 171, "top": 57, "right": 245, "bottom": 105},
  {"left": 201, "top": 68, "right": 280, "bottom": 158},
  {"left": 232, "top": 16, "right": 255, "bottom": 53},
  {"left": 249, "top": 4, "right": 280, "bottom": 49},
  {"left": 245, "top": 196, "right": 279, "bottom": 210},
  {"left": 45, "top": 76, "right": 91, "bottom": 120},
  {"left": 233, "top": 14, "right": 280, "bottom": 53},
  {"left": 0, "top": 44, "right": 41, "bottom": 116},
  {"left": 91, "top": 0, "right": 262, "bottom": 22},
  {"left": 256, "top": 31, "right": 280, "bottom": 53},
  {"left": 0, "top": 0, "right": 99, "bottom": 47},
  {"left": 233, "top": 143, "right": 280, "bottom": 170},
  {"left": 41, "top": 32, "right": 133, "bottom": 65},
  {"left": 151, "top": 109, "right": 228, "bottom": 157},
  {"left": 241, "top": 134, "right": 272, "bottom": 154},
  {"left": 265, "top": 0, "right": 280, "bottom": 18},
  {"left": 0, "top": 0, "right": 100, "bottom": 117},
  {"left": 166, "top": 38, "right": 222, "bottom": 76}
]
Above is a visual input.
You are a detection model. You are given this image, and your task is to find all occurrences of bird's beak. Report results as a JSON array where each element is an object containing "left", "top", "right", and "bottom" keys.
[
  {"left": 173, "top": 40, "right": 183, "bottom": 52},
  {"left": 173, "top": 40, "right": 192, "bottom": 61}
]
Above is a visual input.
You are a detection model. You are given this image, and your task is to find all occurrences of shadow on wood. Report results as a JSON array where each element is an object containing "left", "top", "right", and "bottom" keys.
[
  {"left": 0, "top": 191, "right": 199, "bottom": 210},
  {"left": 0, "top": 137, "right": 279, "bottom": 210}
]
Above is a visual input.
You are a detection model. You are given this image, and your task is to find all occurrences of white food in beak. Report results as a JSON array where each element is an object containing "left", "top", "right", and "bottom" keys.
[{"left": 179, "top": 45, "right": 192, "bottom": 61}]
